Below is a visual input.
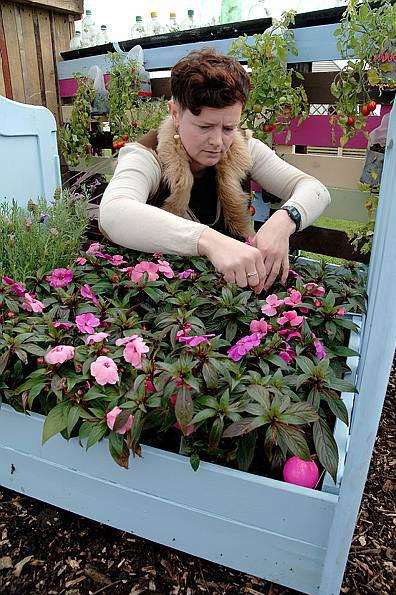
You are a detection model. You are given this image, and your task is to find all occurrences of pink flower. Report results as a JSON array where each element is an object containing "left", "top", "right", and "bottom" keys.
[
  {"left": 228, "top": 333, "right": 262, "bottom": 362},
  {"left": 174, "top": 421, "right": 195, "bottom": 436},
  {"left": 304, "top": 282, "right": 326, "bottom": 297},
  {"left": 2, "top": 275, "right": 25, "bottom": 296},
  {"left": 288, "top": 269, "right": 300, "bottom": 279},
  {"left": 129, "top": 261, "right": 159, "bottom": 283},
  {"left": 84, "top": 332, "right": 109, "bottom": 345},
  {"left": 336, "top": 307, "right": 346, "bottom": 317},
  {"left": 52, "top": 320, "right": 73, "bottom": 330},
  {"left": 80, "top": 284, "right": 99, "bottom": 306},
  {"left": 279, "top": 344, "right": 296, "bottom": 365},
  {"left": 75, "top": 257, "right": 87, "bottom": 266},
  {"left": 277, "top": 310, "right": 304, "bottom": 327},
  {"left": 22, "top": 293, "right": 44, "bottom": 313},
  {"left": 314, "top": 338, "right": 327, "bottom": 360},
  {"left": 157, "top": 260, "right": 174, "bottom": 279},
  {"left": 104, "top": 254, "right": 127, "bottom": 266},
  {"left": 178, "top": 334, "right": 215, "bottom": 347},
  {"left": 116, "top": 335, "right": 149, "bottom": 368},
  {"left": 153, "top": 252, "right": 163, "bottom": 260},
  {"left": 279, "top": 329, "right": 302, "bottom": 341},
  {"left": 284, "top": 289, "right": 302, "bottom": 307},
  {"left": 48, "top": 268, "right": 73, "bottom": 288},
  {"left": 86, "top": 242, "right": 103, "bottom": 255},
  {"left": 249, "top": 318, "right": 271, "bottom": 335},
  {"left": 75, "top": 312, "right": 100, "bottom": 334},
  {"left": 145, "top": 378, "right": 155, "bottom": 393},
  {"left": 106, "top": 406, "right": 134, "bottom": 435},
  {"left": 178, "top": 269, "right": 195, "bottom": 279},
  {"left": 299, "top": 307, "right": 309, "bottom": 314},
  {"left": 261, "top": 294, "right": 284, "bottom": 316},
  {"left": 44, "top": 345, "right": 75, "bottom": 364},
  {"left": 90, "top": 356, "right": 119, "bottom": 386},
  {"left": 176, "top": 324, "right": 192, "bottom": 340}
]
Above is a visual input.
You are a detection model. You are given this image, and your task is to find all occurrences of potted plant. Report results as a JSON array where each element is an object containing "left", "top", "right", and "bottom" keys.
[
  {"left": 331, "top": 0, "right": 396, "bottom": 145},
  {"left": 229, "top": 11, "right": 309, "bottom": 144}
]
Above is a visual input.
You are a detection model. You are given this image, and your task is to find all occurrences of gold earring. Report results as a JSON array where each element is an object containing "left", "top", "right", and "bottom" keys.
[{"left": 173, "top": 133, "right": 180, "bottom": 140}]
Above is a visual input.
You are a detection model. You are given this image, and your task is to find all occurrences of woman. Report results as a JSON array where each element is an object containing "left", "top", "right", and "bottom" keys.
[{"left": 99, "top": 49, "right": 330, "bottom": 292}]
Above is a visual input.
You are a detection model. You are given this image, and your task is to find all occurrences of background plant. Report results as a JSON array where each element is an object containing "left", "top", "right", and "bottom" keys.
[
  {"left": 59, "top": 75, "right": 96, "bottom": 167},
  {"left": 331, "top": 0, "right": 396, "bottom": 145},
  {"left": 107, "top": 52, "right": 141, "bottom": 139},
  {"left": 229, "top": 11, "right": 309, "bottom": 143},
  {"left": 0, "top": 240, "right": 366, "bottom": 484},
  {"left": 0, "top": 189, "right": 89, "bottom": 282}
]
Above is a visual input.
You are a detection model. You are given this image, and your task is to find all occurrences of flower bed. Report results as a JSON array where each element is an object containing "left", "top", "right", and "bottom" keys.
[{"left": 0, "top": 237, "right": 366, "bottom": 489}]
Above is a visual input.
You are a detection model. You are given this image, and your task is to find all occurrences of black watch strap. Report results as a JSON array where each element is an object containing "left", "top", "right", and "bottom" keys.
[{"left": 280, "top": 206, "right": 301, "bottom": 232}]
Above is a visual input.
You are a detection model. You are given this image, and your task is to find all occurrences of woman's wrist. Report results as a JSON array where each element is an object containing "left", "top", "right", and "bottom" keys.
[
  {"left": 270, "top": 209, "right": 297, "bottom": 235},
  {"left": 197, "top": 227, "right": 219, "bottom": 257}
]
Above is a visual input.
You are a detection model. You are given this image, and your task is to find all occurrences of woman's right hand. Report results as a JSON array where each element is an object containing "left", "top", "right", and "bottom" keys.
[{"left": 197, "top": 228, "right": 266, "bottom": 293}]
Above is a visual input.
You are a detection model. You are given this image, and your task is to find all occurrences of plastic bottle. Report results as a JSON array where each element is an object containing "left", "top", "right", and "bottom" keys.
[
  {"left": 220, "top": 0, "right": 242, "bottom": 24},
  {"left": 247, "top": 0, "right": 270, "bottom": 20},
  {"left": 69, "top": 30, "right": 82, "bottom": 50},
  {"left": 181, "top": 9, "right": 196, "bottom": 30},
  {"left": 81, "top": 9, "right": 96, "bottom": 48},
  {"left": 148, "top": 11, "right": 163, "bottom": 36},
  {"left": 97, "top": 25, "right": 109, "bottom": 45},
  {"left": 130, "top": 16, "right": 146, "bottom": 39},
  {"left": 167, "top": 11, "right": 179, "bottom": 33}
]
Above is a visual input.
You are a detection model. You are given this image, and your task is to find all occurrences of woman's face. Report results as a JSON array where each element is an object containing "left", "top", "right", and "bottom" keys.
[{"left": 169, "top": 100, "right": 243, "bottom": 172}]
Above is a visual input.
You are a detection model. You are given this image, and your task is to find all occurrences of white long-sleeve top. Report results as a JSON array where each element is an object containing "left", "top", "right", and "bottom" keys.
[{"left": 99, "top": 137, "right": 330, "bottom": 256}]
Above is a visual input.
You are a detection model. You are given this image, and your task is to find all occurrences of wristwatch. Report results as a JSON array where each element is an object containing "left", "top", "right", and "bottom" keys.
[{"left": 280, "top": 205, "right": 302, "bottom": 232}]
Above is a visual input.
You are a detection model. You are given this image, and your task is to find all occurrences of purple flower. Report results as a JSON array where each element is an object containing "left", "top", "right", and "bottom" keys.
[
  {"left": 178, "top": 269, "right": 195, "bottom": 279},
  {"left": 52, "top": 320, "right": 73, "bottom": 330},
  {"left": 80, "top": 284, "right": 99, "bottom": 306},
  {"left": 178, "top": 334, "right": 215, "bottom": 347},
  {"left": 2, "top": 275, "right": 26, "bottom": 297},
  {"left": 314, "top": 338, "right": 327, "bottom": 360},
  {"left": 228, "top": 333, "right": 262, "bottom": 362},
  {"left": 48, "top": 268, "right": 73, "bottom": 288}
]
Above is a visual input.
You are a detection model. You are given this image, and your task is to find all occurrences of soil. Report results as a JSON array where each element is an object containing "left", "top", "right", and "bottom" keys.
[{"left": 0, "top": 361, "right": 395, "bottom": 595}]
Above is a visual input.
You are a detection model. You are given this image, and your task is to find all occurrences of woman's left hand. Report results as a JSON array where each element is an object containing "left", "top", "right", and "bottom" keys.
[{"left": 251, "top": 209, "right": 296, "bottom": 291}]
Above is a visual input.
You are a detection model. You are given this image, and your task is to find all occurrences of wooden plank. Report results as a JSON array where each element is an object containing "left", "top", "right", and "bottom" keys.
[
  {"left": 37, "top": 9, "right": 59, "bottom": 118},
  {"left": 32, "top": 8, "right": 47, "bottom": 106},
  {"left": 18, "top": 4, "right": 41, "bottom": 104},
  {"left": 13, "top": 0, "right": 83, "bottom": 16},
  {"left": 0, "top": 4, "right": 12, "bottom": 98},
  {"left": 1, "top": 2, "right": 25, "bottom": 101},
  {"left": 281, "top": 154, "right": 365, "bottom": 190}
]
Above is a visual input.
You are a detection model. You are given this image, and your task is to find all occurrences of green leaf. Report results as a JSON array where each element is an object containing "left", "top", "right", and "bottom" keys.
[
  {"left": 330, "top": 346, "right": 359, "bottom": 357},
  {"left": 42, "top": 402, "right": 70, "bottom": 444},
  {"left": 226, "top": 320, "right": 238, "bottom": 342},
  {"left": 86, "top": 422, "right": 107, "bottom": 450},
  {"left": 296, "top": 355, "right": 315, "bottom": 375},
  {"left": 109, "top": 431, "right": 124, "bottom": 456},
  {"left": 209, "top": 417, "right": 224, "bottom": 449},
  {"left": 190, "top": 452, "right": 200, "bottom": 472},
  {"left": 322, "top": 392, "right": 349, "bottom": 426},
  {"left": 0, "top": 351, "right": 10, "bottom": 375},
  {"left": 143, "top": 287, "right": 162, "bottom": 303},
  {"left": 247, "top": 385, "right": 270, "bottom": 410},
  {"left": 67, "top": 405, "right": 81, "bottom": 436},
  {"left": 313, "top": 416, "right": 338, "bottom": 484},
  {"left": 236, "top": 431, "right": 257, "bottom": 472},
  {"left": 334, "top": 318, "right": 358, "bottom": 331},
  {"left": 175, "top": 387, "right": 194, "bottom": 428},
  {"left": 275, "top": 424, "right": 310, "bottom": 460},
  {"left": 191, "top": 408, "right": 216, "bottom": 424},
  {"left": 202, "top": 362, "right": 218, "bottom": 389},
  {"left": 280, "top": 402, "right": 319, "bottom": 425},
  {"left": 326, "top": 376, "right": 356, "bottom": 393},
  {"left": 22, "top": 343, "right": 46, "bottom": 356}
]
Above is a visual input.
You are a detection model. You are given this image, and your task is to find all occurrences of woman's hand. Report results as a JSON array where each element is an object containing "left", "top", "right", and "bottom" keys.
[
  {"left": 251, "top": 209, "right": 296, "bottom": 291},
  {"left": 198, "top": 228, "right": 266, "bottom": 293}
]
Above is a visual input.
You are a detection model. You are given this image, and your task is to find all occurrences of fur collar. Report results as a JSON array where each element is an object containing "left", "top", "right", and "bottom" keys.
[{"left": 155, "top": 116, "right": 253, "bottom": 238}]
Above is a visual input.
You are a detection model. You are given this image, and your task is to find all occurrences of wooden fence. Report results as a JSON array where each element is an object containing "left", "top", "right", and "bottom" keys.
[{"left": 0, "top": 0, "right": 82, "bottom": 122}]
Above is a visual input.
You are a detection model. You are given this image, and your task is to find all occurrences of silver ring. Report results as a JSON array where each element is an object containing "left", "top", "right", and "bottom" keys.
[{"left": 247, "top": 272, "right": 258, "bottom": 278}]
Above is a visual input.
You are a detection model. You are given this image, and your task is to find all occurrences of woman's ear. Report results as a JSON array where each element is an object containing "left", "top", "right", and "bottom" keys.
[{"left": 168, "top": 99, "right": 180, "bottom": 128}]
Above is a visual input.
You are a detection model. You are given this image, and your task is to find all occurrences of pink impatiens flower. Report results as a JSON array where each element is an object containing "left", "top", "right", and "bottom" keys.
[
  {"left": 176, "top": 324, "right": 192, "bottom": 341},
  {"left": 129, "top": 261, "right": 159, "bottom": 283},
  {"left": 44, "top": 345, "right": 75, "bottom": 364},
  {"left": 228, "top": 333, "right": 262, "bottom": 362},
  {"left": 249, "top": 318, "right": 271, "bottom": 335},
  {"left": 277, "top": 310, "right": 304, "bottom": 327},
  {"left": 86, "top": 242, "right": 103, "bottom": 255},
  {"left": 2, "top": 275, "right": 25, "bottom": 297},
  {"left": 115, "top": 335, "right": 149, "bottom": 368},
  {"left": 52, "top": 320, "right": 73, "bottom": 330},
  {"left": 314, "top": 338, "right": 327, "bottom": 360},
  {"left": 84, "top": 332, "right": 109, "bottom": 345},
  {"left": 80, "top": 284, "right": 99, "bottom": 306},
  {"left": 75, "top": 312, "right": 100, "bottom": 334},
  {"left": 104, "top": 254, "right": 127, "bottom": 266},
  {"left": 48, "top": 268, "right": 73, "bottom": 288},
  {"left": 157, "top": 260, "right": 174, "bottom": 279},
  {"left": 279, "top": 344, "right": 296, "bottom": 365},
  {"left": 336, "top": 307, "right": 346, "bottom": 317},
  {"left": 284, "top": 289, "right": 302, "bottom": 307},
  {"left": 178, "top": 334, "right": 215, "bottom": 347},
  {"left": 178, "top": 269, "right": 195, "bottom": 279},
  {"left": 22, "top": 293, "right": 44, "bottom": 313},
  {"left": 90, "top": 356, "right": 119, "bottom": 386},
  {"left": 106, "top": 406, "right": 134, "bottom": 435},
  {"left": 75, "top": 257, "right": 87, "bottom": 266},
  {"left": 303, "top": 282, "right": 326, "bottom": 297},
  {"left": 261, "top": 294, "right": 284, "bottom": 316},
  {"left": 279, "top": 328, "right": 302, "bottom": 341}
]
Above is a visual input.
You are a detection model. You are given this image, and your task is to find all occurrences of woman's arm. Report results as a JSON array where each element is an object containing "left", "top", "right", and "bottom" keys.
[
  {"left": 99, "top": 144, "right": 208, "bottom": 255},
  {"left": 249, "top": 137, "right": 331, "bottom": 228}
]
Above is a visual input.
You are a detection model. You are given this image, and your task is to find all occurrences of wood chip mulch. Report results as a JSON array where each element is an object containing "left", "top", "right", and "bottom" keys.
[{"left": 0, "top": 361, "right": 395, "bottom": 595}]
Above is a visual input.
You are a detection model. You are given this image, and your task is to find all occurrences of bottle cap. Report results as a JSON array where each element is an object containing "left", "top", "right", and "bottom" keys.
[
  {"left": 136, "top": 15, "right": 143, "bottom": 22},
  {"left": 170, "top": 12, "right": 176, "bottom": 18},
  {"left": 86, "top": 9, "right": 92, "bottom": 15},
  {"left": 187, "top": 10, "right": 194, "bottom": 17},
  {"left": 101, "top": 25, "right": 107, "bottom": 30},
  {"left": 151, "top": 11, "right": 158, "bottom": 18}
]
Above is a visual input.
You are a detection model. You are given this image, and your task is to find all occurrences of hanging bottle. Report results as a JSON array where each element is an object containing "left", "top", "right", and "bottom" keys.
[
  {"left": 130, "top": 16, "right": 146, "bottom": 39},
  {"left": 81, "top": 9, "right": 96, "bottom": 47},
  {"left": 220, "top": 0, "right": 242, "bottom": 24},
  {"left": 182, "top": 9, "right": 196, "bottom": 30},
  {"left": 69, "top": 30, "right": 82, "bottom": 50},
  {"left": 97, "top": 25, "right": 109, "bottom": 45},
  {"left": 247, "top": 0, "right": 270, "bottom": 20},
  {"left": 148, "top": 11, "right": 163, "bottom": 36},
  {"left": 167, "top": 11, "right": 180, "bottom": 33}
]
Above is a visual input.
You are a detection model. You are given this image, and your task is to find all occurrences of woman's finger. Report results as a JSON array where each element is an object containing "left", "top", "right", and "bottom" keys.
[
  {"left": 223, "top": 270, "right": 236, "bottom": 285},
  {"left": 264, "top": 258, "right": 281, "bottom": 291},
  {"left": 280, "top": 254, "right": 290, "bottom": 285}
]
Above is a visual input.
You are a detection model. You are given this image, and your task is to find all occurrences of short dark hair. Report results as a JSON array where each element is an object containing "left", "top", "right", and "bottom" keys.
[{"left": 170, "top": 48, "right": 251, "bottom": 115}]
